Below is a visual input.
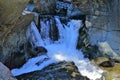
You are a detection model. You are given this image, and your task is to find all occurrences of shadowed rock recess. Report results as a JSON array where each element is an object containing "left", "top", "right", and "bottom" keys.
[{"left": 0, "top": 0, "right": 120, "bottom": 80}]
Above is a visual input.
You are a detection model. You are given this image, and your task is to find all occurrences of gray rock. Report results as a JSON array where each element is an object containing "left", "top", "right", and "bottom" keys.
[
  {"left": 0, "top": 62, "right": 17, "bottom": 80},
  {"left": 16, "top": 61, "right": 90, "bottom": 80},
  {"left": 73, "top": 0, "right": 120, "bottom": 57},
  {"left": 0, "top": 0, "right": 34, "bottom": 69},
  {"left": 98, "top": 41, "right": 118, "bottom": 58}
]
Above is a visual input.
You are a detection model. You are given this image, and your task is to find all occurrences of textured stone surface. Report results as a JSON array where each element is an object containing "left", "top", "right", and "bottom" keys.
[
  {"left": 72, "top": 0, "right": 111, "bottom": 15},
  {"left": 0, "top": 0, "right": 29, "bottom": 24},
  {"left": 16, "top": 61, "right": 90, "bottom": 80},
  {"left": 98, "top": 42, "right": 118, "bottom": 58},
  {"left": 73, "top": 0, "right": 120, "bottom": 56},
  {"left": 0, "top": 62, "right": 17, "bottom": 80},
  {"left": 33, "top": 0, "right": 56, "bottom": 14},
  {"left": 0, "top": 0, "right": 34, "bottom": 69}
]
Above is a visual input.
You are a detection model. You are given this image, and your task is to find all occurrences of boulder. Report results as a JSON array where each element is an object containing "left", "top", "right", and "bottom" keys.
[
  {"left": 16, "top": 61, "right": 90, "bottom": 80},
  {"left": 98, "top": 42, "right": 118, "bottom": 58},
  {"left": 0, "top": 0, "right": 34, "bottom": 69},
  {"left": 0, "top": 62, "right": 17, "bottom": 80}
]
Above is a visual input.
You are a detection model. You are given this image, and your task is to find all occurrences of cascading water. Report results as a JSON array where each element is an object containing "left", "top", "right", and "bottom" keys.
[{"left": 11, "top": 16, "right": 103, "bottom": 80}]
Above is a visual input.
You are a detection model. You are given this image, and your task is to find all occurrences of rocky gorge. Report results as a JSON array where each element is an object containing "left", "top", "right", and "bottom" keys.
[{"left": 0, "top": 0, "right": 120, "bottom": 80}]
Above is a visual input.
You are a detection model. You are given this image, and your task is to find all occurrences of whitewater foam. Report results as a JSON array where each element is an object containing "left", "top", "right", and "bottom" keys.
[{"left": 11, "top": 17, "right": 103, "bottom": 80}]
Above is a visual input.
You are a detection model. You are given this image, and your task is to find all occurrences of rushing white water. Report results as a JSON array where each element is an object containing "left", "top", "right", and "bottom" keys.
[
  {"left": 40, "top": 19, "right": 51, "bottom": 45},
  {"left": 11, "top": 16, "right": 103, "bottom": 80},
  {"left": 26, "top": 22, "right": 44, "bottom": 47}
]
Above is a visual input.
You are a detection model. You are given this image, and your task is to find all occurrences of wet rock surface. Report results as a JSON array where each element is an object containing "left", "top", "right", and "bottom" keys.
[
  {"left": 0, "top": 0, "right": 120, "bottom": 80},
  {"left": 16, "top": 61, "right": 90, "bottom": 80}
]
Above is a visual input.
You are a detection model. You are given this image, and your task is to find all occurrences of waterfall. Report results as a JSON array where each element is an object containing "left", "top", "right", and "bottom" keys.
[
  {"left": 11, "top": 16, "right": 103, "bottom": 80},
  {"left": 40, "top": 18, "right": 51, "bottom": 45},
  {"left": 26, "top": 21, "right": 44, "bottom": 47}
]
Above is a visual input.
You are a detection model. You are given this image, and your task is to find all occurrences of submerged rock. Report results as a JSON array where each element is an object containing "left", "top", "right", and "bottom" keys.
[{"left": 16, "top": 61, "right": 90, "bottom": 80}]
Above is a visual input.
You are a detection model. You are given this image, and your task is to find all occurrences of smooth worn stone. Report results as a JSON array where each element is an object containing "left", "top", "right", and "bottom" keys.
[
  {"left": 97, "top": 42, "right": 119, "bottom": 58},
  {"left": 0, "top": 62, "right": 17, "bottom": 80}
]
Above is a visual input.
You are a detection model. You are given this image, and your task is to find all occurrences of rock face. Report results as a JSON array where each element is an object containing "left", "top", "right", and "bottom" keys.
[
  {"left": 0, "top": 0, "right": 34, "bottom": 69},
  {"left": 73, "top": 0, "right": 120, "bottom": 57},
  {"left": 33, "top": 0, "right": 56, "bottom": 14},
  {"left": 16, "top": 61, "right": 89, "bottom": 80},
  {"left": 0, "top": 62, "right": 17, "bottom": 80}
]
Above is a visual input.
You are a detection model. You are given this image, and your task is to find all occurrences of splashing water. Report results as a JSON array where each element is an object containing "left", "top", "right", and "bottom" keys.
[{"left": 11, "top": 16, "right": 103, "bottom": 80}]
